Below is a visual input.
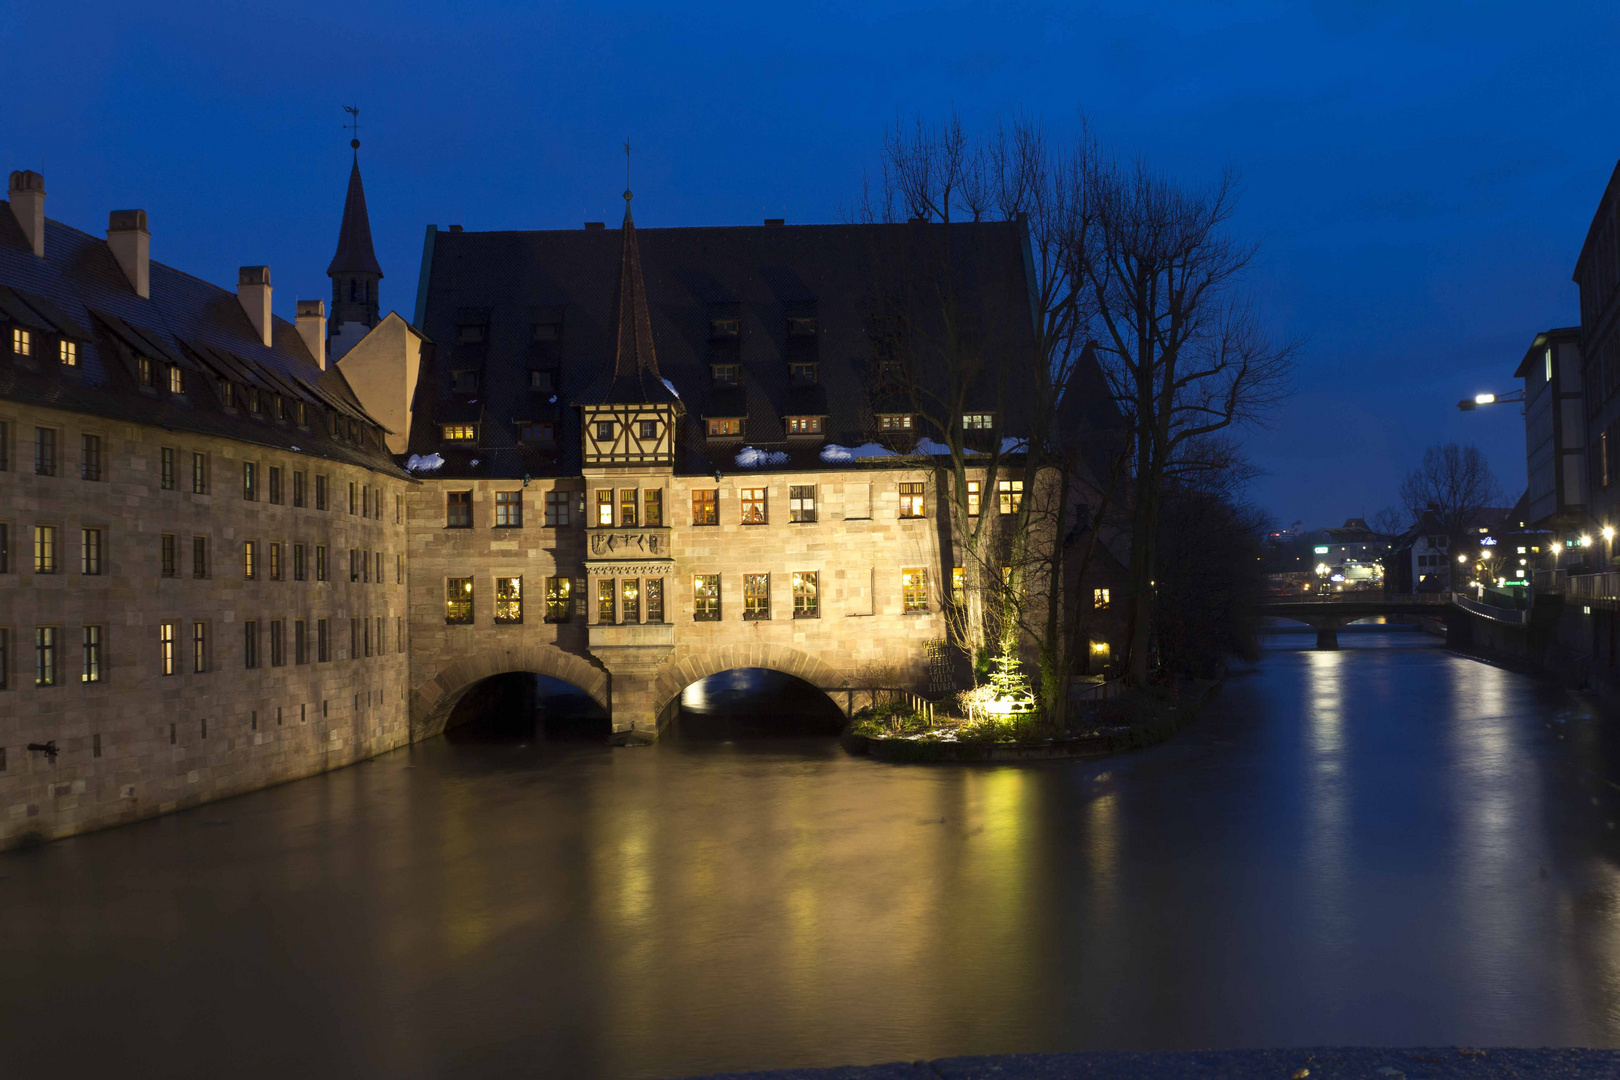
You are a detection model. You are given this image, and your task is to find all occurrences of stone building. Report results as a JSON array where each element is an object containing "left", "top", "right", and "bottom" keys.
[
  {"left": 2, "top": 153, "right": 1122, "bottom": 846},
  {"left": 0, "top": 162, "right": 411, "bottom": 848}
]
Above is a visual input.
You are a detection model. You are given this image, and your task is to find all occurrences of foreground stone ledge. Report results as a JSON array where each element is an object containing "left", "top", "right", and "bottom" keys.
[{"left": 676, "top": 1046, "right": 1620, "bottom": 1079}]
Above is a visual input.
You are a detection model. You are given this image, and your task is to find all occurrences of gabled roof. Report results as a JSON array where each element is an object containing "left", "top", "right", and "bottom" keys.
[{"left": 327, "top": 155, "right": 383, "bottom": 279}]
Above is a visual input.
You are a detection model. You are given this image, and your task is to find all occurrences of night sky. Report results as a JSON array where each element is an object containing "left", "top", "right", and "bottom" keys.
[{"left": 9, "top": 1, "right": 1619, "bottom": 528}]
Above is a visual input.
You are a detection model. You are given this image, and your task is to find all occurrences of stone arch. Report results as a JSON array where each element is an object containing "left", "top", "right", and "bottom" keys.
[
  {"left": 410, "top": 644, "right": 610, "bottom": 740},
  {"left": 653, "top": 644, "right": 848, "bottom": 717}
]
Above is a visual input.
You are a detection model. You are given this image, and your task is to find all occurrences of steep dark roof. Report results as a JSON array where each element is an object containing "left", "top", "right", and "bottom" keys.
[
  {"left": 327, "top": 155, "right": 383, "bottom": 279},
  {"left": 411, "top": 215, "right": 1047, "bottom": 478},
  {"left": 579, "top": 197, "right": 677, "bottom": 407},
  {"left": 0, "top": 201, "right": 403, "bottom": 477}
]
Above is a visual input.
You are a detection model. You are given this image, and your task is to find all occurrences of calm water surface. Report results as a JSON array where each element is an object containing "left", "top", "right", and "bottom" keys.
[{"left": 6, "top": 632, "right": 1620, "bottom": 1078}]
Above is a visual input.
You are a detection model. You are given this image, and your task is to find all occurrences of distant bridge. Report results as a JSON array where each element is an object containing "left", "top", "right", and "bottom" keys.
[{"left": 1260, "top": 594, "right": 1457, "bottom": 649}]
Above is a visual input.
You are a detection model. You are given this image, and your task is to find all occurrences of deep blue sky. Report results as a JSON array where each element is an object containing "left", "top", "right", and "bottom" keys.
[{"left": 9, "top": 1, "right": 1618, "bottom": 527}]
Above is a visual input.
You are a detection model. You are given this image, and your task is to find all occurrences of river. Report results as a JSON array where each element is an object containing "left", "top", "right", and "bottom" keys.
[{"left": 4, "top": 631, "right": 1620, "bottom": 1078}]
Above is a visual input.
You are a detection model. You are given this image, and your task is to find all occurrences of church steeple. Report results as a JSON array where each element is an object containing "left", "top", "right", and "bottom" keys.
[
  {"left": 326, "top": 123, "right": 383, "bottom": 361},
  {"left": 608, "top": 191, "right": 669, "bottom": 396}
]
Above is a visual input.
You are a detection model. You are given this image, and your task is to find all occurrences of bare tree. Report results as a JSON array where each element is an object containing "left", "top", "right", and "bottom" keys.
[
  {"left": 1370, "top": 506, "right": 1407, "bottom": 538},
  {"left": 1399, "top": 443, "right": 1500, "bottom": 552},
  {"left": 1070, "top": 154, "right": 1297, "bottom": 684}
]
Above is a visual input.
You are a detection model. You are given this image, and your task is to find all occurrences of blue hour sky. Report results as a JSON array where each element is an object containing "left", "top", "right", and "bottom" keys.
[{"left": 8, "top": 0, "right": 1619, "bottom": 528}]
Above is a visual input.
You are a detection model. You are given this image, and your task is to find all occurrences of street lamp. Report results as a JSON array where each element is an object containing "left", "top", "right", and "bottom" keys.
[{"left": 1458, "top": 389, "right": 1526, "bottom": 412}]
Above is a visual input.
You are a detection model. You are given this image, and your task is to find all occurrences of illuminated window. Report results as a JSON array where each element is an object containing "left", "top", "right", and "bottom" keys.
[
  {"left": 168, "top": 365, "right": 184, "bottom": 394},
  {"left": 694, "top": 574, "right": 720, "bottom": 621},
  {"left": 160, "top": 622, "right": 177, "bottom": 676},
  {"left": 902, "top": 568, "right": 929, "bottom": 612},
  {"left": 495, "top": 577, "right": 523, "bottom": 623},
  {"left": 12, "top": 328, "right": 31, "bottom": 356},
  {"left": 1094, "top": 588, "right": 1111, "bottom": 610},
  {"left": 32, "top": 626, "right": 57, "bottom": 686},
  {"left": 646, "top": 578, "right": 664, "bottom": 622},
  {"left": 740, "top": 487, "right": 767, "bottom": 524},
  {"left": 793, "top": 571, "right": 819, "bottom": 618},
  {"left": 244, "top": 540, "right": 257, "bottom": 580},
  {"left": 193, "top": 452, "right": 208, "bottom": 494},
  {"left": 217, "top": 377, "right": 234, "bottom": 406},
  {"left": 998, "top": 479, "right": 1023, "bottom": 515},
  {"left": 597, "top": 490, "right": 615, "bottom": 527},
  {"left": 447, "top": 491, "right": 472, "bottom": 528},
  {"left": 269, "top": 542, "right": 282, "bottom": 580},
  {"left": 789, "top": 485, "right": 816, "bottom": 522},
  {"left": 247, "top": 389, "right": 261, "bottom": 415},
  {"left": 963, "top": 413, "right": 993, "bottom": 430},
  {"left": 644, "top": 489, "right": 663, "bottom": 526},
  {"left": 496, "top": 491, "right": 523, "bottom": 527},
  {"left": 621, "top": 578, "right": 639, "bottom": 622},
  {"left": 242, "top": 462, "right": 257, "bottom": 501},
  {"left": 952, "top": 567, "right": 965, "bottom": 607},
  {"left": 545, "top": 576, "right": 572, "bottom": 622},
  {"left": 545, "top": 490, "right": 571, "bottom": 527},
  {"left": 692, "top": 490, "right": 718, "bottom": 526},
  {"left": 80, "top": 528, "right": 102, "bottom": 575},
  {"left": 442, "top": 424, "right": 476, "bottom": 442},
  {"left": 787, "top": 415, "right": 823, "bottom": 435},
  {"left": 192, "top": 621, "right": 207, "bottom": 673},
  {"left": 445, "top": 578, "right": 474, "bottom": 624},
  {"left": 878, "top": 414, "right": 912, "bottom": 432},
  {"left": 966, "top": 480, "right": 981, "bottom": 516},
  {"left": 744, "top": 573, "right": 770, "bottom": 620},
  {"left": 899, "top": 482, "right": 925, "bottom": 518},
  {"left": 598, "top": 578, "right": 616, "bottom": 623},
  {"left": 620, "top": 488, "right": 638, "bottom": 527},
  {"left": 59, "top": 340, "right": 76, "bottom": 366},
  {"left": 81, "top": 625, "right": 102, "bottom": 683},
  {"left": 33, "top": 524, "right": 55, "bottom": 573},
  {"left": 707, "top": 417, "right": 742, "bottom": 437}
]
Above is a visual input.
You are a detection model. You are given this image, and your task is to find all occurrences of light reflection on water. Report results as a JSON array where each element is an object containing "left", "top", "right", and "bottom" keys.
[{"left": 4, "top": 635, "right": 1620, "bottom": 1078}]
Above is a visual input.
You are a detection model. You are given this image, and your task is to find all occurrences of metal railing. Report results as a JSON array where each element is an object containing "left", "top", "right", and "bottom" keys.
[
  {"left": 1568, "top": 573, "right": 1620, "bottom": 600},
  {"left": 1072, "top": 677, "right": 1125, "bottom": 704},
  {"left": 1452, "top": 591, "right": 1530, "bottom": 626},
  {"left": 1532, "top": 569, "right": 1568, "bottom": 594}
]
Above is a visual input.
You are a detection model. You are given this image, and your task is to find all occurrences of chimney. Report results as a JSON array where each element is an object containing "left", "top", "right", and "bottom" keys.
[
  {"left": 296, "top": 299, "right": 327, "bottom": 369},
  {"left": 764, "top": 217, "right": 785, "bottom": 227},
  {"left": 8, "top": 171, "right": 45, "bottom": 257},
  {"left": 107, "top": 209, "right": 150, "bottom": 299},
  {"left": 237, "top": 266, "right": 272, "bottom": 347}
]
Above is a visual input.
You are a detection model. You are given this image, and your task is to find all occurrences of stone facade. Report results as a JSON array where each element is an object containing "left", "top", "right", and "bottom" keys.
[{"left": 0, "top": 400, "right": 412, "bottom": 847}]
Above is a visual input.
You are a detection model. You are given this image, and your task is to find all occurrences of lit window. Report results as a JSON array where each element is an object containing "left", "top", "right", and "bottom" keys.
[
  {"left": 899, "top": 482, "right": 925, "bottom": 518},
  {"left": 952, "top": 567, "right": 965, "bottom": 607},
  {"left": 966, "top": 480, "right": 981, "bottom": 516},
  {"left": 598, "top": 577, "right": 616, "bottom": 623},
  {"left": 1094, "top": 587, "right": 1111, "bottom": 610},
  {"left": 740, "top": 487, "right": 767, "bottom": 524},
  {"left": 12, "top": 328, "right": 31, "bottom": 356},
  {"left": 999, "top": 479, "right": 1023, "bottom": 515},
  {"left": 244, "top": 540, "right": 257, "bottom": 580},
  {"left": 218, "top": 378, "right": 235, "bottom": 406},
  {"left": 787, "top": 415, "right": 823, "bottom": 435},
  {"left": 744, "top": 573, "right": 770, "bottom": 619},
  {"left": 621, "top": 578, "right": 639, "bottom": 622},
  {"left": 545, "top": 576, "right": 571, "bottom": 622},
  {"left": 495, "top": 577, "right": 522, "bottom": 623},
  {"left": 81, "top": 527, "right": 102, "bottom": 575},
  {"left": 59, "top": 340, "right": 77, "bottom": 366},
  {"left": 597, "top": 490, "right": 615, "bottom": 527},
  {"left": 789, "top": 485, "right": 816, "bottom": 522},
  {"left": 707, "top": 417, "right": 742, "bottom": 437},
  {"left": 160, "top": 622, "right": 177, "bottom": 676},
  {"left": 34, "top": 627, "right": 57, "bottom": 687},
  {"left": 692, "top": 490, "right": 718, "bottom": 526},
  {"left": 33, "top": 524, "right": 55, "bottom": 573},
  {"left": 694, "top": 574, "right": 721, "bottom": 620},
  {"left": 168, "top": 365, "right": 183, "bottom": 394},
  {"left": 442, "top": 424, "right": 476, "bottom": 442},
  {"left": 619, "top": 488, "right": 638, "bottom": 527},
  {"left": 445, "top": 578, "right": 474, "bottom": 623},
  {"left": 644, "top": 489, "right": 663, "bottom": 527},
  {"left": 878, "top": 414, "right": 913, "bottom": 432},
  {"left": 192, "top": 621, "right": 207, "bottom": 673},
  {"left": 81, "top": 625, "right": 102, "bottom": 683},
  {"left": 903, "top": 568, "right": 929, "bottom": 612},
  {"left": 646, "top": 578, "right": 664, "bottom": 622},
  {"left": 243, "top": 462, "right": 257, "bottom": 501},
  {"left": 792, "top": 571, "right": 819, "bottom": 618},
  {"left": 963, "top": 413, "right": 993, "bottom": 430},
  {"left": 495, "top": 491, "right": 523, "bottom": 527}
]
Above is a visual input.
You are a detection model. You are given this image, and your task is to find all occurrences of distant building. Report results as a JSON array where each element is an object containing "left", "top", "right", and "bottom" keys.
[
  {"left": 1515, "top": 327, "right": 1584, "bottom": 533},
  {"left": 1575, "top": 160, "right": 1620, "bottom": 542}
]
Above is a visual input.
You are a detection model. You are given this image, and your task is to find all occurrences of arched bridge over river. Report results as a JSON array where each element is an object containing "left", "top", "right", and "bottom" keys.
[{"left": 1260, "top": 594, "right": 1461, "bottom": 649}]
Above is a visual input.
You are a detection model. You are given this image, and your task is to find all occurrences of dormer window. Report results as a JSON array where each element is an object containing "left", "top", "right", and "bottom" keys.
[
  {"left": 138, "top": 356, "right": 156, "bottom": 387},
  {"left": 786, "top": 416, "right": 823, "bottom": 436},
  {"left": 532, "top": 322, "right": 560, "bottom": 342},
  {"left": 457, "top": 324, "right": 486, "bottom": 344},
  {"left": 707, "top": 418, "right": 742, "bottom": 438},
  {"left": 442, "top": 424, "right": 477, "bottom": 442},
  {"left": 789, "top": 362, "right": 818, "bottom": 385},
  {"left": 248, "top": 389, "right": 262, "bottom": 415},
  {"left": 877, "top": 414, "right": 913, "bottom": 432},
  {"left": 167, "top": 365, "right": 184, "bottom": 394},
  {"left": 295, "top": 402, "right": 307, "bottom": 427},
  {"left": 788, "top": 316, "right": 816, "bottom": 336},
  {"left": 710, "top": 317, "right": 741, "bottom": 338},
  {"left": 452, "top": 370, "right": 479, "bottom": 394},
  {"left": 218, "top": 378, "right": 235, "bottom": 407},
  {"left": 11, "top": 328, "right": 31, "bottom": 356},
  {"left": 274, "top": 395, "right": 286, "bottom": 420},
  {"left": 529, "top": 369, "right": 555, "bottom": 393},
  {"left": 521, "top": 422, "right": 556, "bottom": 443},
  {"left": 962, "top": 413, "right": 993, "bottom": 430},
  {"left": 712, "top": 363, "right": 739, "bottom": 386},
  {"left": 59, "top": 340, "right": 77, "bottom": 366}
]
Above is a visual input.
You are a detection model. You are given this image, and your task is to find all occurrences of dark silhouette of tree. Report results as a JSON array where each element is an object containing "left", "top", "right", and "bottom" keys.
[{"left": 1399, "top": 443, "right": 1500, "bottom": 551}]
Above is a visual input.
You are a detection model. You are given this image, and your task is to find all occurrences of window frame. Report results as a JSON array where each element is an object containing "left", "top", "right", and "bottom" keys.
[{"left": 693, "top": 574, "right": 721, "bottom": 621}]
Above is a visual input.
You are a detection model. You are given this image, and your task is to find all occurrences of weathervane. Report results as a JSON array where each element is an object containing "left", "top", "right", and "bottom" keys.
[
  {"left": 344, "top": 105, "right": 362, "bottom": 150},
  {"left": 624, "top": 138, "right": 632, "bottom": 202}
]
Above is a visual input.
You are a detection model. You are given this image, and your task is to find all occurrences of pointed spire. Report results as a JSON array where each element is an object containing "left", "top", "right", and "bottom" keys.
[
  {"left": 327, "top": 151, "right": 383, "bottom": 279},
  {"left": 612, "top": 189, "right": 661, "bottom": 384}
]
